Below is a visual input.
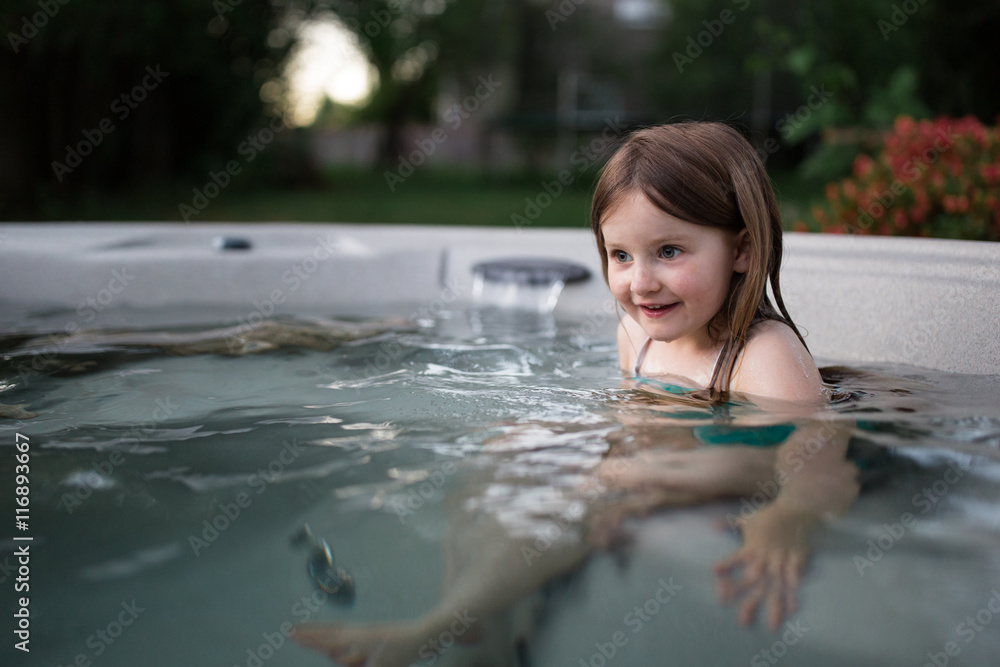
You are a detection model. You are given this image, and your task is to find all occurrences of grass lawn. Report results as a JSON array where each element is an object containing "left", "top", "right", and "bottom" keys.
[
  {"left": 196, "top": 179, "right": 596, "bottom": 228},
  {"left": 23, "top": 168, "right": 823, "bottom": 230}
]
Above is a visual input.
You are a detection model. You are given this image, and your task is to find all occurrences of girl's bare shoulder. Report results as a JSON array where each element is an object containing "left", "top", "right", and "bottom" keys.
[{"left": 732, "top": 320, "right": 824, "bottom": 403}]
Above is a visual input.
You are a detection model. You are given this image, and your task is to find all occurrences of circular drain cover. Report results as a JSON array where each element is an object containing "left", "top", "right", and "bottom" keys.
[{"left": 473, "top": 258, "right": 591, "bottom": 286}]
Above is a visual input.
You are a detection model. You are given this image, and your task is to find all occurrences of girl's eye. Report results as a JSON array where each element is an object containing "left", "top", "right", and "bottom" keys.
[
  {"left": 659, "top": 246, "right": 679, "bottom": 259},
  {"left": 612, "top": 250, "right": 632, "bottom": 263}
]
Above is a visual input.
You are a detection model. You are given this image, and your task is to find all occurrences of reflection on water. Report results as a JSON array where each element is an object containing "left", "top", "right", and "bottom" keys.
[{"left": 1, "top": 311, "right": 998, "bottom": 666}]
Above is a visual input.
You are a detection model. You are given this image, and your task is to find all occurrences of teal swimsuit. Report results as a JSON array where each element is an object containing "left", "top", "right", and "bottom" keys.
[
  {"left": 631, "top": 337, "right": 891, "bottom": 487},
  {"left": 631, "top": 337, "right": 794, "bottom": 447},
  {"left": 633, "top": 375, "right": 796, "bottom": 447}
]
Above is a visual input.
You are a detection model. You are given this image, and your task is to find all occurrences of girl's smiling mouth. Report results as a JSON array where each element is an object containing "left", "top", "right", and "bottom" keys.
[{"left": 639, "top": 302, "right": 679, "bottom": 318}]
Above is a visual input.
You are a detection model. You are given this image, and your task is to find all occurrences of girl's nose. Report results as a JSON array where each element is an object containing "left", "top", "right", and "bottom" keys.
[{"left": 631, "top": 261, "right": 659, "bottom": 295}]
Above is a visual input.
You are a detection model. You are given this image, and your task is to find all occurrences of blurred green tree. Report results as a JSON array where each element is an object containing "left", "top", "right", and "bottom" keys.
[
  {"left": 321, "top": 0, "right": 443, "bottom": 166},
  {"left": 0, "top": 0, "right": 302, "bottom": 216},
  {"left": 644, "top": 0, "right": 999, "bottom": 179}
]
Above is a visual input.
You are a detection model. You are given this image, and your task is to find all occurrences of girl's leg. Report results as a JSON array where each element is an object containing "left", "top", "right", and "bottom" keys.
[
  {"left": 294, "top": 436, "right": 779, "bottom": 665},
  {"left": 294, "top": 461, "right": 591, "bottom": 667}
]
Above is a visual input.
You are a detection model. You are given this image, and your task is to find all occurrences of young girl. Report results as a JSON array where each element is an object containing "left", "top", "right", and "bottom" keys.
[
  {"left": 587, "top": 121, "right": 857, "bottom": 630},
  {"left": 593, "top": 121, "right": 824, "bottom": 404},
  {"left": 294, "top": 122, "right": 858, "bottom": 665}
]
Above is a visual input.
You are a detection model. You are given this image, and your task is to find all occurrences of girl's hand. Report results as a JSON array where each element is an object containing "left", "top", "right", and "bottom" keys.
[{"left": 712, "top": 504, "right": 814, "bottom": 632}]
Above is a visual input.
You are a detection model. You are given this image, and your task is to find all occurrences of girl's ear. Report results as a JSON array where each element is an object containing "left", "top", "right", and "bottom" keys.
[{"left": 733, "top": 229, "right": 751, "bottom": 273}]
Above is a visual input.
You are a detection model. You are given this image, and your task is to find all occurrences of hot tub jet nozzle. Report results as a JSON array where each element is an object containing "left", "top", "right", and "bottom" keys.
[{"left": 291, "top": 524, "right": 355, "bottom": 606}]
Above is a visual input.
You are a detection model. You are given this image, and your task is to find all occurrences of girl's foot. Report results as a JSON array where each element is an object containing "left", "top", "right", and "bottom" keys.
[{"left": 293, "top": 615, "right": 481, "bottom": 667}]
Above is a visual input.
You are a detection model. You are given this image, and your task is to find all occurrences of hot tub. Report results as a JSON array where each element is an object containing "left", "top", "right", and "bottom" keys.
[{"left": 1, "top": 223, "right": 998, "bottom": 667}]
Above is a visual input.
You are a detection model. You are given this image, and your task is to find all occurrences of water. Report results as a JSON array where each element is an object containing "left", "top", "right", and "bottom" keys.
[{"left": 1, "top": 308, "right": 999, "bottom": 666}]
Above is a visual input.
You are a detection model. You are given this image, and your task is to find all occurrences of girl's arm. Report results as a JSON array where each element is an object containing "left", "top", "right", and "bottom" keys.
[
  {"left": 717, "top": 321, "right": 859, "bottom": 630},
  {"left": 713, "top": 419, "right": 858, "bottom": 628}
]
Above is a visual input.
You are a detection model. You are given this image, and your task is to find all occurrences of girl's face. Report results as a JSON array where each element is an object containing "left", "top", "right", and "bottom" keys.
[{"left": 601, "top": 192, "right": 749, "bottom": 348}]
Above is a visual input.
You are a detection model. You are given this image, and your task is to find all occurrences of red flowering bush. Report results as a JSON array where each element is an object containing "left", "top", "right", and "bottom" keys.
[{"left": 806, "top": 116, "right": 1000, "bottom": 241}]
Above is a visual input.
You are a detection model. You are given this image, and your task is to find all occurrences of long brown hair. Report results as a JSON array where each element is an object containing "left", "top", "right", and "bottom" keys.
[{"left": 591, "top": 121, "right": 807, "bottom": 403}]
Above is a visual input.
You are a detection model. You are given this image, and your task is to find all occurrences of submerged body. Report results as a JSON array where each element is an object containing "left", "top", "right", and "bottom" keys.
[
  {"left": 6, "top": 304, "right": 996, "bottom": 666},
  {"left": 295, "top": 122, "right": 860, "bottom": 665}
]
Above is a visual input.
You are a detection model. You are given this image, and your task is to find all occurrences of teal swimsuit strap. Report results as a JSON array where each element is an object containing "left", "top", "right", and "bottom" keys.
[
  {"left": 633, "top": 336, "right": 653, "bottom": 377},
  {"left": 632, "top": 337, "right": 724, "bottom": 385},
  {"left": 631, "top": 337, "right": 695, "bottom": 396}
]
